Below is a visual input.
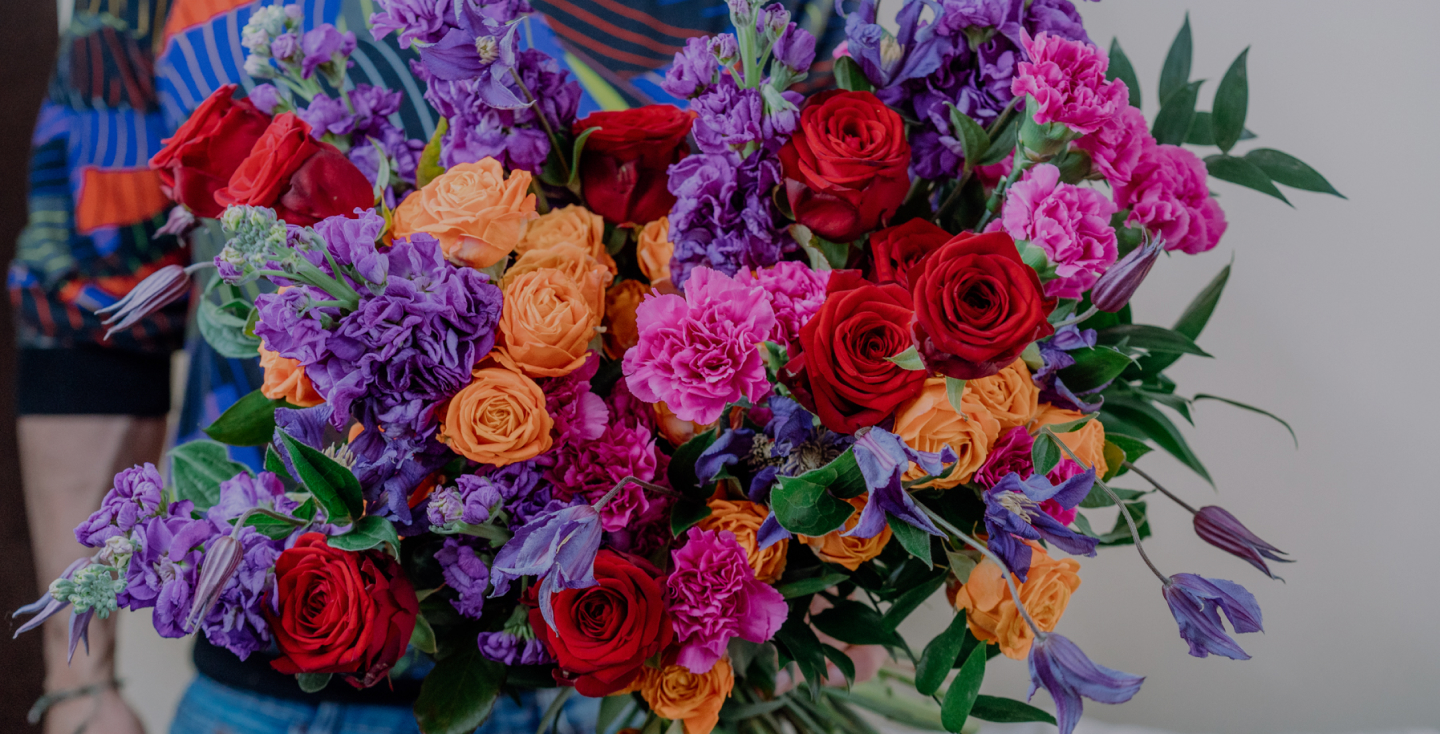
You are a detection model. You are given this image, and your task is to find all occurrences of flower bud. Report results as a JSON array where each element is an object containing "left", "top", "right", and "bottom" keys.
[
  {"left": 185, "top": 534, "right": 244, "bottom": 632},
  {"left": 1090, "top": 236, "right": 1162, "bottom": 312},
  {"left": 773, "top": 23, "right": 816, "bottom": 74},
  {"left": 759, "top": 4, "right": 790, "bottom": 37},
  {"left": 710, "top": 34, "right": 739, "bottom": 66},
  {"left": 1193, "top": 505, "right": 1291, "bottom": 580},
  {"left": 96, "top": 264, "right": 195, "bottom": 339},
  {"left": 727, "top": 0, "right": 753, "bottom": 24}
]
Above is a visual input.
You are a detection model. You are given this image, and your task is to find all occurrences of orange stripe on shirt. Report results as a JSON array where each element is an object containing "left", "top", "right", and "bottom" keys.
[
  {"left": 544, "top": 18, "right": 669, "bottom": 68},
  {"left": 161, "top": 0, "right": 252, "bottom": 45},
  {"left": 538, "top": 0, "right": 688, "bottom": 55},
  {"left": 74, "top": 167, "right": 170, "bottom": 234}
]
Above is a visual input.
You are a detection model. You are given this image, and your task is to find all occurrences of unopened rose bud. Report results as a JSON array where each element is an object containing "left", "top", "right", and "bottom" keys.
[{"left": 1090, "top": 236, "right": 1162, "bottom": 312}]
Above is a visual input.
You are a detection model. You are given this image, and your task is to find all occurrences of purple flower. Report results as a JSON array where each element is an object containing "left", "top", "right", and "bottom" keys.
[
  {"left": 1193, "top": 506, "right": 1292, "bottom": 580},
  {"left": 710, "top": 34, "right": 739, "bottom": 65},
  {"left": 270, "top": 31, "right": 299, "bottom": 62},
  {"left": 122, "top": 512, "right": 213, "bottom": 638},
  {"left": 692, "top": 76, "right": 767, "bottom": 155},
  {"left": 454, "top": 474, "right": 502, "bottom": 525},
  {"left": 76, "top": 464, "right": 167, "bottom": 548},
  {"left": 247, "top": 84, "right": 284, "bottom": 114},
  {"left": 369, "top": 0, "right": 452, "bottom": 48},
  {"left": 476, "top": 629, "right": 522, "bottom": 663},
  {"left": 1033, "top": 325, "right": 1104, "bottom": 412},
  {"left": 96, "top": 265, "right": 194, "bottom": 340},
  {"left": 662, "top": 36, "right": 719, "bottom": 99},
  {"left": 1090, "top": 236, "right": 1162, "bottom": 313},
  {"left": 298, "top": 94, "right": 356, "bottom": 137},
  {"left": 1162, "top": 573, "right": 1263, "bottom": 660},
  {"left": 845, "top": 427, "right": 951, "bottom": 539},
  {"left": 485, "top": 460, "right": 554, "bottom": 528},
  {"left": 437, "top": 537, "right": 490, "bottom": 618},
  {"left": 299, "top": 25, "right": 356, "bottom": 79},
  {"left": 419, "top": 19, "right": 526, "bottom": 110},
  {"left": 199, "top": 527, "right": 281, "bottom": 659},
  {"left": 488, "top": 501, "right": 603, "bottom": 629},
  {"left": 982, "top": 470, "right": 1098, "bottom": 581},
  {"left": 774, "top": 23, "right": 817, "bottom": 73},
  {"left": 839, "top": 0, "right": 954, "bottom": 90},
  {"left": 520, "top": 638, "right": 552, "bottom": 665},
  {"left": 668, "top": 150, "right": 794, "bottom": 286},
  {"left": 1028, "top": 633, "right": 1144, "bottom": 734}
]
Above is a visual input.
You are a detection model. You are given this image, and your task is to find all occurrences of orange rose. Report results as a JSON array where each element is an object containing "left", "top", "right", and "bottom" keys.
[
  {"left": 636, "top": 216, "right": 675, "bottom": 292},
  {"left": 799, "top": 495, "right": 891, "bottom": 571},
  {"left": 698, "top": 499, "right": 788, "bottom": 583},
  {"left": 965, "top": 359, "right": 1040, "bottom": 432},
  {"left": 640, "top": 658, "right": 733, "bottom": 734},
  {"left": 495, "top": 268, "right": 600, "bottom": 378},
  {"left": 950, "top": 543, "right": 1080, "bottom": 659},
  {"left": 892, "top": 378, "right": 1000, "bottom": 488},
  {"left": 1032, "top": 405, "right": 1109, "bottom": 476},
  {"left": 502, "top": 242, "right": 614, "bottom": 322},
  {"left": 602, "top": 279, "right": 649, "bottom": 360},
  {"left": 515, "top": 204, "right": 616, "bottom": 273},
  {"left": 258, "top": 342, "right": 324, "bottom": 407},
  {"left": 392, "top": 158, "right": 536, "bottom": 268},
  {"left": 437, "top": 367, "right": 553, "bottom": 465},
  {"left": 652, "top": 401, "right": 712, "bottom": 446}
]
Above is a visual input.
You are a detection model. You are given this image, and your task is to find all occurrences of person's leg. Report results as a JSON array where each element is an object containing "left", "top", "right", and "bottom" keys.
[{"left": 20, "top": 414, "right": 167, "bottom": 734}]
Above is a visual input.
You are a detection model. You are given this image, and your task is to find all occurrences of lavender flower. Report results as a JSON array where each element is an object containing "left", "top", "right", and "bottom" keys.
[
  {"left": 1162, "top": 573, "right": 1263, "bottom": 660},
  {"left": 983, "top": 470, "right": 1098, "bottom": 581},
  {"left": 436, "top": 537, "right": 490, "bottom": 619},
  {"left": 488, "top": 500, "right": 603, "bottom": 629},
  {"left": 369, "top": 0, "right": 453, "bottom": 48},
  {"left": 1193, "top": 506, "right": 1292, "bottom": 580},
  {"left": 1028, "top": 633, "right": 1144, "bottom": 734}
]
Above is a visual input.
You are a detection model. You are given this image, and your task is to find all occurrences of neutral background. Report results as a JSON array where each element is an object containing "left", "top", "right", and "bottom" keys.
[{"left": 7, "top": 1, "right": 1438, "bottom": 733}]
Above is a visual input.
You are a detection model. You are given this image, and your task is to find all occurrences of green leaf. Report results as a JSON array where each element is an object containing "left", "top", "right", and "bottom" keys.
[
  {"left": 410, "top": 614, "right": 437, "bottom": 655},
  {"left": 1101, "top": 440, "right": 1127, "bottom": 481},
  {"left": 822, "top": 644, "right": 857, "bottom": 688},
  {"left": 1193, "top": 394, "right": 1298, "bottom": 447},
  {"left": 812, "top": 600, "right": 901, "bottom": 647},
  {"left": 834, "top": 55, "right": 873, "bottom": 92},
  {"left": 264, "top": 445, "right": 291, "bottom": 478},
  {"left": 278, "top": 430, "right": 364, "bottom": 524},
  {"left": 596, "top": 695, "right": 634, "bottom": 734},
  {"left": 977, "top": 118, "right": 1019, "bottom": 167},
  {"left": 667, "top": 430, "right": 718, "bottom": 499},
  {"left": 297, "top": 673, "right": 332, "bottom": 693},
  {"left": 1212, "top": 48, "right": 1249, "bottom": 152},
  {"left": 1058, "top": 346, "right": 1132, "bottom": 392},
  {"left": 772, "top": 476, "right": 855, "bottom": 536},
  {"left": 328, "top": 515, "right": 401, "bottom": 556},
  {"left": 170, "top": 440, "right": 250, "bottom": 511},
  {"left": 1205, "top": 155, "right": 1291, "bottom": 205},
  {"left": 881, "top": 573, "right": 945, "bottom": 631},
  {"left": 941, "top": 643, "right": 987, "bottom": 732},
  {"left": 1079, "top": 485, "right": 1145, "bottom": 509},
  {"left": 1106, "top": 433, "right": 1153, "bottom": 466},
  {"left": 1096, "top": 501, "right": 1151, "bottom": 546},
  {"left": 1244, "top": 148, "right": 1345, "bottom": 198},
  {"left": 776, "top": 573, "right": 850, "bottom": 599},
  {"left": 1158, "top": 14, "right": 1192, "bottom": 104},
  {"left": 414, "top": 651, "right": 505, "bottom": 734},
  {"left": 1031, "top": 431, "right": 1061, "bottom": 477},
  {"left": 1096, "top": 324, "right": 1212, "bottom": 357},
  {"left": 945, "top": 548, "right": 978, "bottom": 584},
  {"left": 416, "top": 118, "right": 449, "bottom": 189},
  {"left": 1143, "top": 261, "right": 1230, "bottom": 376},
  {"left": 1152, "top": 79, "right": 1204, "bottom": 146},
  {"left": 886, "top": 346, "right": 926, "bottom": 371},
  {"left": 241, "top": 510, "right": 305, "bottom": 540},
  {"left": 1186, "top": 112, "right": 1257, "bottom": 146},
  {"left": 198, "top": 286, "right": 262, "bottom": 359},
  {"left": 812, "top": 235, "right": 852, "bottom": 270},
  {"left": 916, "top": 611, "right": 968, "bottom": 696},
  {"left": 828, "top": 685, "right": 945, "bottom": 731},
  {"left": 969, "top": 696, "right": 1056, "bottom": 724},
  {"left": 944, "top": 378, "right": 968, "bottom": 416},
  {"left": 203, "top": 389, "right": 284, "bottom": 446},
  {"left": 567, "top": 127, "right": 599, "bottom": 187},
  {"left": 774, "top": 604, "right": 829, "bottom": 699},
  {"left": 670, "top": 498, "right": 712, "bottom": 537},
  {"left": 1039, "top": 414, "right": 1094, "bottom": 434},
  {"left": 946, "top": 104, "right": 990, "bottom": 173},
  {"left": 1102, "top": 396, "right": 1212, "bottom": 485},
  {"left": 1107, "top": 38, "right": 1141, "bottom": 109},
  {"left": 887, "top": 512, "right": 934, "bottom": 563}
]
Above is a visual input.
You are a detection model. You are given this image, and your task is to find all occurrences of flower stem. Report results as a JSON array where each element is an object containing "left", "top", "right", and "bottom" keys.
[
  {"left": 1123, "top": 461, "right": 1199, "bottom": 515},
  {"left": 1052, "top": 305, "right": 1099, "bottom": 330},
  {"left": 975, "top": 149, "right": 1030, "bottom": 231},
  {"left": 510, "top": 68, "right": 570, "bottom": 184},
  {"left": 918, "top": 503, "right": 1044, "bottom": 639},
  {"left": 931, "top": 168, "right": 975, "bottom": 226},
  {"left": 592, "top": 476, "right": 682, "bottom": 511}
]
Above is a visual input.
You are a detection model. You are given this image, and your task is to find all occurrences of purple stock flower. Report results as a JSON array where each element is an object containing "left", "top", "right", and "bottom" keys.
[
  {"left": 123, "top": 511, "right": 212, "bottom": 638},
  {"left": 76, "top": 464, "right": 167, "bottom": 547},
  {"left": 662, "top": 36, "right": 719, "bottom": 99},
  {"left": 369, "top": 0, "right": 452, "bottom": 48},
  {"left": 455, "top": 474, "right": 502, "bottom": 525},
  {"left": 692, "top": 75, "right": 769, "bottom": 155},
  {"left": 477, "top": 629, "right": 522, "bottom": 663},
  {"left": 1162, "top": 573, "right": 1263, "bottom": 660},
  {"left": 270, "top": 31, "right": 299, "bottom": 62},
  {"left": 668, "top": 149, "right": 793, "bottom": 286},
  {"left": 436, "top": 537, "right": 490, "bottom": 619},
  {"left": 298, "top": 94, "right": 356, "bottom": 137},
  {"left": 1193, "top": 506, "right": 1292, "bottom": 580},
  {"left": 247, "top": 84, "right": 284, "bottom": 114},
  {"left": 520, "top": 638, "right": 553, "bottom": 665},
  {"left": 845, "top": 427, "right": 952, "bottom": 539},
  {"left": 774, "top": 23, "right": 817, "bottom": 73},
  {"left": 1091, "top": 237, "right": 1162, "bottom": 313},
  {"left": 710, "top": 34, "right": 739, "bottom": 65},
  {"left": 488, "top": 500, "right": 603, "bottom": 629},
  {"left": 1028, "top": 632, "right": 1144, "bottom": 734},
  {"left": 198, "top": 525, "right": 281, "bottom": 659},
  {"left": 300, "top": 25, "right": 356, "bottom": 79},
  {"left": 982, "top": 470, "right": 1098, "bottom": 581}
]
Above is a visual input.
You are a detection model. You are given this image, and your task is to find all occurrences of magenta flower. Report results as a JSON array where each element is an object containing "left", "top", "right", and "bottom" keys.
[
  {"left": 1012, "top": 32, "right": 1129, "bottom": 136},
  {"left": 1071, "top": 105, "right": 1154, "bottom": 187},
  {"left": 667, "top": 528, "right": 788, "bottom": 673},
  {"left": 1114, "top": 145, "right": 1228, "bottom": 255},
  {"left": 737, "top": 261, "right": 830, "bottom": 351},
  {"left": 550, "top": 422, "right": 662, "bottom": 532},
  {"left": 623, "top": 267, "right": 776, "bottom": 424},
  {"left": 999, "top": 164, "right": 1118, "bottom": 299}
]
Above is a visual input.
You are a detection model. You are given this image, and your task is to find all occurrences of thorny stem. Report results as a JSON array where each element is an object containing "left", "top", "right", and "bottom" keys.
[
  {"left": 1042, "top": 429, "right": 1170, "bottom": 584},
  {"left": 510, "top": 68, "right": 569, "bottom": 183},
  {"left": 1124, "top": 461, "right": 1199, "bottom": 514},
  {"left": 918, "top": 504, "right": 1044, "bottom": 639}
]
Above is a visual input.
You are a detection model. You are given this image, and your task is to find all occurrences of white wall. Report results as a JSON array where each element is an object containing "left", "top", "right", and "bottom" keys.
[{"left": 908, "top": 2, "right": 1440, "bottom": 732}]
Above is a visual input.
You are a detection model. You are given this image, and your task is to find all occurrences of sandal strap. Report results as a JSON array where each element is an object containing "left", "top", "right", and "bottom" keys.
[{"left": 26, "top": 679, "right": 121, "bottom": 725}]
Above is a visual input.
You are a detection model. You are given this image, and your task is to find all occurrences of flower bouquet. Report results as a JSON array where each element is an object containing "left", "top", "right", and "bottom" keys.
[{"left": 17, "top": 2, "right": 1340, "bottom": 733}]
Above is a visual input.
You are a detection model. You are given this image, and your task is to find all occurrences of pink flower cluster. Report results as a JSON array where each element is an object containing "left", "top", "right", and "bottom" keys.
[
  {"left": 666, "top": 528, "right": 788, "bottom": 673},
  {"left": 999, "top": 164, "right": 1119, "bottom": 299},
  {"left": 1072, "top": 106, "right": 1154, "bottom": 187},
  {"left": 738, "top": 261, "right": 830, "bottom": 351},
  {"left": 1114, "top": 144, "right": 1228, "bottom": 255},
  {"left": 974, "top": 427, "right": 1081, "bottom": 525},
  {"left": 1012, "top": 32, "right": 1130, "bottom": 135}
]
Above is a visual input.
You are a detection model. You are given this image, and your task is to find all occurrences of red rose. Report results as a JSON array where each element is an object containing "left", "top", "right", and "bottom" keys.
[
  {"left": 215, "top": 112, "right": 373, "bottom": 226},
  {"left": 149, "top": 84, "right": 271, "bottom": 219},
  {"left": 779, "top": 90, "right": 910, "bottom": 243},
  {"left": 868, "top": 218, "right": 952, "bottom": 288},
  {"left": 267, "top": 533, "right": 418, "bottom": 687},
  {"left": 787, "top": 271, "right": 928, "bottom": 433},
  {"left": 909, "top": 231, "right": 1056, "bottom": 380},
  {"left": 573, "top": 105, "right": 693, "bottom": 225},
  {"left": 529, "top": 550, "right": 672, "bottom": 697}
]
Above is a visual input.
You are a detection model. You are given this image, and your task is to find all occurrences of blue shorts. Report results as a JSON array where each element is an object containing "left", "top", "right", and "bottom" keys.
[{"left": 170, "top": 674, "right": 600, "bottom": 734}]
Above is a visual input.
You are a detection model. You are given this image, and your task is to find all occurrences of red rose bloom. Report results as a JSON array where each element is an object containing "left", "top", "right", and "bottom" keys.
[
  {"left": 148, "top": 84, "right": 271, "bottom": 219},
  {"left": 573, "top": 106, "right": 693, "bottom": 225},
  {"left": 779, "top": 90, "right": 910, "bottom": 243},
  {"left": 868, "top": 217, "right": 952, "bottom": 288},
  {"left": 909, "top": 231, "right": 1056, "bottom": 380},
  {"left": 529, "top": 550, "right": 673, "bottom": 697},
  {"left": 215, "top": 112, "right": 373, "bottom": 226},
  {"left": 788, "top": 271, "right": 927, "bottom": 434},
  {"left": 267, "top": 532, "right": 418, "bottom": 687}
]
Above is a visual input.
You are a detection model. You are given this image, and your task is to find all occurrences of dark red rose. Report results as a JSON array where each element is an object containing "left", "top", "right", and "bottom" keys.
[
  {"left": 779, "top": 90, "right": 910, "bottom": 243},
  {"left": 909, "top": 231, "right": 1056, "bottom": 380},
  {"left": 529, "top": 550, "right": 672, "bottom": 697},
  {"left": 573, "top": 105, "right": 693, "bottom": 225},
  {"left": 148, "top": 84, "right": 271, "bottom": 219},
  {"left": 267, "top": 532, "right": 418, "bottom": 687},
  {"left": 868, "top": 218, "right": 952, "bottom": 288},
  {"left": 215, "top": 112, "right": 373, "bottom": 226},
  {"left": 787, "top": 270, "right": 928, "bottom": 434}
]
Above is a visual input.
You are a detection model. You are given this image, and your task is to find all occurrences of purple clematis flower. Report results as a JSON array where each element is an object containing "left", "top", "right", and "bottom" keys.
[
  {"left": 1162, "top": 573, "right": 1263, "bottom": 660},
  {"left": 419, "top": 18, "right": 527, "bottom": 109},
  {"left": 983, "top": 469, "right": 1098, "bottom": 581},
  {"left": 1029, "top": 632, "right": 1145, "bottom": 734},
  {"left": 846, "top": 427, "right": 953, "bottom": 539},
  {"left": 488, "top": 499, "right": 603, "bottom": 630},
  {"left": 1193, "top": 505, "right": 1292, "bottom": 580},
  {"left": 96, "top": 265, "right": 195, "bottom": 340},
  {"left": 1034, "top": 325, "right": 1105, "bottom": 412},
  {"left": 839, "top": 0, "right": 954, "bottom": 90},
  {"left": 696, "top": 428, "right": 754, "bottom": 486}
]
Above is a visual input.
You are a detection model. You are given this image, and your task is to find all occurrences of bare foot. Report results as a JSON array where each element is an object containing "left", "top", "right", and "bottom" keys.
[{"left": 40, "top": 689, "right": 145, "bottom": 734}]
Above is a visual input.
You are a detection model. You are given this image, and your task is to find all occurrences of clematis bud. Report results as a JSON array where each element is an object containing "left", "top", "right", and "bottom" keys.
[
  {"left": 185, "top": 534, "right": 245, "bottom": 632},
  {"left": 1028, "top": 632, "right": 1144, "bottom": 734},
  {"left": 97, "top": 263, "right": 199, "bottom": 339},
  {"left": 1193, "top": 505, "right": 1292, "bottom": 580},
  {"left": 1090, "top": 236, "right": 1162, "bottom": 312},
  {"left": 68, "top": 609, "right": 95, "bottom": 663},
  {"left": 12, "top": 557, "right": 87, "bottom": 639}
]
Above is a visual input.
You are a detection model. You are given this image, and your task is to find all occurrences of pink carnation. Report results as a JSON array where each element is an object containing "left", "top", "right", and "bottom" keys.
[
  {"left": 1012, "top": 32, "right": 1129, "bottom": 135},
  {"left": 1113, "top": 144, "right": 1227, "bottom": 255},
  {"left": 542, "top": 354, "right": 609, "bottom": 450},
  {"left": 667, "top": 528, "right": 788, "bottom": 673},
  {"left": 974, "top": 427, "right": 1081, "bottom": 526},
  {"left": 1071, "top": 105, "right": 1153, "bottom": 186},
  {"left": 738, "top": 261, "right": 830, "bottom": 351},
  {"left": 1000, "top": 164, "right": 1118, "bottom": 299},
  {"left": 623, "top": 267, "right": 776, "bottom": 424},
  {"left": 548, "top": 422, "right": 660, "bottom": 531}
]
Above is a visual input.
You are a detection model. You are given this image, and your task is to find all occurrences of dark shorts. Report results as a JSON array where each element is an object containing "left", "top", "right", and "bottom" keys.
[{"left": 16, "top": 346, "right": 172, "bottom": 416}]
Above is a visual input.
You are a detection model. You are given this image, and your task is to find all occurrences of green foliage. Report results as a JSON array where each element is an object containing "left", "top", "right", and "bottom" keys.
[
  {"left": 1140, "top": 261, "right": 1230, "bottom": 376},
  {"left": 198, "top": 275, "right": 262, "bottom": 359},
  {"left": 414, "top": 651, "right": 505, "bottom": 734},
  {"left": 666, "top": 429, "right": 718, "bottom": 499},
  {"left": 669, "top": 498, "right": 712, "bottom": 537},
  {"left": 1107, "top": 38, "right": 1141, "bottom": 109},
  {"left": 771, "top": 448, "right": 869, "bottom": 535},
  {"left": 774, "top": 598, "right": 829, "bottom": 699},
  {"left": 328, "top": 515, "right": 401, "bottom": 557},
  {"left": 1206, "top": 155, "right": 1292, "bottom": 205},
  {"left": 415, "top": 118, "right": 449, "bottom": 189},
  {"left": 1244, "top": 148, "right": 1344, "bottom": 198},
  {"left": 1101, "top": 396, "right": 1212, "bottom": 485},
  {"left": 969, "top": 696, "right": 1056, "bottom": 724},
  {"left": 1194, "top": 394, "right": 1298, "bottom": 447},
  {"left": 834, "top": 56, "right": 873, "bottom": 92},
  {"left": 203, "top": 389, "right": 285, "bottom": 446},
  {"left": 1158, "top": 14, "right": 1192, "bottom": 103},
  {"left": 1058, "top": 346, "right": 1132, "bottom": 392},
  {"left": 812, "top": 600, "right": 902, "bottom": 647},
  {"left": 170, "top": 440, "right": 251, "bottom": 511},
  {"left": 277, "top": 429, "right": 364, "bottom": 524},
  {"left": 410, "top": 615, "right": 438, "bottom": 655},
  {"left": 1152, "top": 79, "right": 1204, "bottom": 145},
  {"left": 945, "top": 104, "right": 990, "bottom": 175},
  {"left": 881, "top": 574, "right": 946, "bottom": 631},
  {"left": 941, "top": 643, "right": 987, "bottom": 732},
  {"left": 776, "top": 573, "right": 850, "bottom": 599},
  {"left": 1097, "top": 324, "right": 1212, "bottom": 357},
  {"left": 886, "top": 346, "right": 926, "bottom": 371},
  {"left": 915, "top": 611, "right": 969, "bottom": 696},
  {"left": 297, "top": 673, "right": 332, "bottom": 693},
  {"left": 1212, "top": 48, "right": 1250, "bottom": 152},
  {"left": 887, "top": 512, "right": 935, "bottom": 562},
  {"left": 1031, "top": 430, "right": 1061, "bottom": 476}
]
